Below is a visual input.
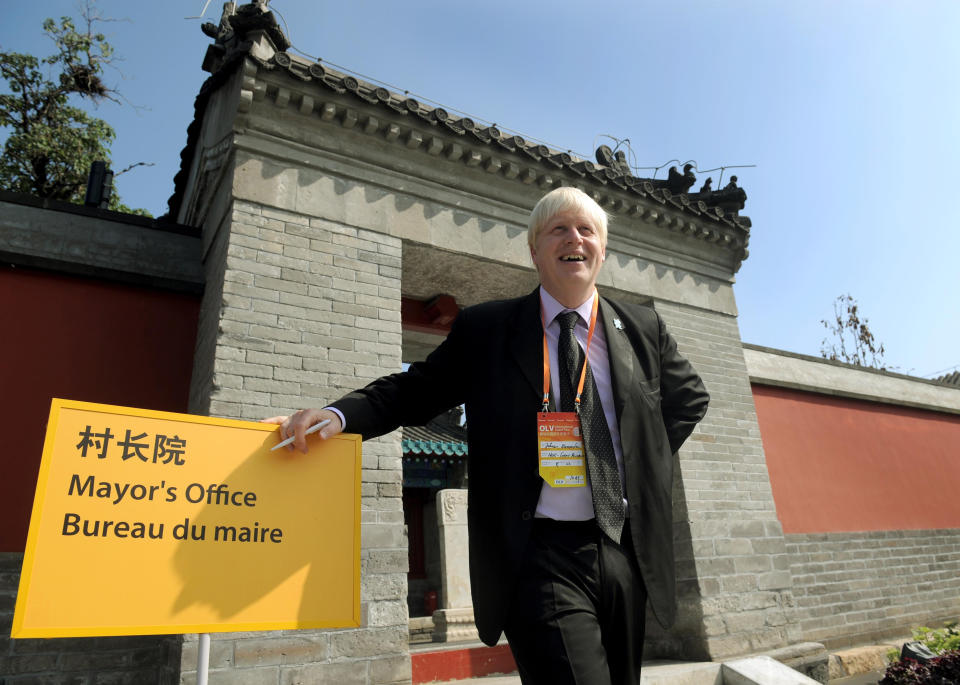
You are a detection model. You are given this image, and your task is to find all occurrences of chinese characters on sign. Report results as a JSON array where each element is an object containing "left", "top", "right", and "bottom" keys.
[{"left": 76, "top": 425, "right": 187, "bottom": 465}]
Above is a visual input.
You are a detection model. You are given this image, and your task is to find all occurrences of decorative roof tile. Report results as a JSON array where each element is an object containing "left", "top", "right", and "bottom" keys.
[
  {"left": 401, "top": 408, "right": 468, "bottom": 458},
  {"left": 401, "top": 436, "right": 468, "bottom": 457},
  {"left": 937, "top": 371, "right": 960, "bottom": 387}
]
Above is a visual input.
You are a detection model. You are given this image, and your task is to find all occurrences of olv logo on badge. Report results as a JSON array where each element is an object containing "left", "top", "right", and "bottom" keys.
[{"left": 536, "top": 412, "right": 586, "bottom": 488}]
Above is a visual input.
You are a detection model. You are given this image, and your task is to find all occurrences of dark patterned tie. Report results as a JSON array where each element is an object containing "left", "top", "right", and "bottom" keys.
[{"left": 556, "top": 311, "right": 625, "bottom": 543}]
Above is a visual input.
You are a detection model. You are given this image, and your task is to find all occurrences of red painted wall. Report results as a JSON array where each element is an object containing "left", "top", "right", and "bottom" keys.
[
  {"left": 0, "top": 266, "right": 200, "bottom": 551},
  {"left": 753, "top": 384, "right": 960, "bottom": 534}
]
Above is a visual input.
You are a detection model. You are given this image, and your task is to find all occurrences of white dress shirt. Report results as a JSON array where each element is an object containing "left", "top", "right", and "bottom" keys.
[{"left": 535, "top": 287, "right": 627, "bottom": 521}]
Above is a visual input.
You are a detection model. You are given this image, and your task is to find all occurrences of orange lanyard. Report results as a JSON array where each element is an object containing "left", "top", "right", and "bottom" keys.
[{"left": 540, "top": 292, "right": 600, "bottom": 414}]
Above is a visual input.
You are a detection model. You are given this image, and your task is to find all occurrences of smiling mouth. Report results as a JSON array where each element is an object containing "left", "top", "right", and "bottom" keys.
[{"left": 560, "top": 255, "right": 585, "bottom": 262}]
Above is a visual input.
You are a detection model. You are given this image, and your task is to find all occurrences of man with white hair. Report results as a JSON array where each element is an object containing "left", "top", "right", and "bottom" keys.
[{"left": 270, "top": 186, "right": 709, "bottom": 684}]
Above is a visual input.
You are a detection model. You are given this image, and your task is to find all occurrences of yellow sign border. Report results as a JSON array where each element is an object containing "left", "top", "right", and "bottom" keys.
[{"left": 12, "top": 398, "right": 362, "bottom": 638}]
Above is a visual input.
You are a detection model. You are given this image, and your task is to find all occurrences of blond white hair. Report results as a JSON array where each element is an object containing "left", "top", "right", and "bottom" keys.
[{"left": 527, "top": 187, "right": 609, "bottom": 248}]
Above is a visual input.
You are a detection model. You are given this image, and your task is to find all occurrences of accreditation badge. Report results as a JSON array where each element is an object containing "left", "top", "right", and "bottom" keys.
[{"left": 537, "top": 412, "right": 587, "bottom": 488}]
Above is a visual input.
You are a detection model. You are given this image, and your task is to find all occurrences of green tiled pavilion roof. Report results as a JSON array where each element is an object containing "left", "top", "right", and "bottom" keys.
[{"left": 401, "top": 409, "right": 468, "bottom": 458}]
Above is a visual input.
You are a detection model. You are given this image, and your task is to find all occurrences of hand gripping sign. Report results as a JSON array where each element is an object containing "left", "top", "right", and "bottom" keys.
[{"left": 12, "top": 399, "right": 361, "bottom": 638}]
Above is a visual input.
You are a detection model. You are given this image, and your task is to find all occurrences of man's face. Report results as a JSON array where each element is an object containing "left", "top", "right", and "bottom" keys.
[{"left": 530, "top": 208, "right": 606, "bottom": 305}]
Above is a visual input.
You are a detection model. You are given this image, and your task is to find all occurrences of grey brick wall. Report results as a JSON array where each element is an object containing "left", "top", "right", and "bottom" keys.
[
  {"left": 785, "top": 530, "right": 960, "bottom": 649},
  {"left": 0, "top": 553, "right": 181, "bottom": 684},
  {"left": 183, "top": 199, "right": 410, "bottom": 684},
  {"left": 189, "top": 207, "right": 230, "bottom": 418},
  {"left": 643, "top": 301, "right": 802, "bottom": 660}
]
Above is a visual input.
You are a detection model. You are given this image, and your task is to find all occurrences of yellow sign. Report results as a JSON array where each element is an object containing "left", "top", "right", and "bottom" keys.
[{"left": 12, "top": 399, "right": 361, "bottom": 638}]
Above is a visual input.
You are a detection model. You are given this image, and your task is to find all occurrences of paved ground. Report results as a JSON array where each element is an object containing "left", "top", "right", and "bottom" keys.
[
  {"left": 415, "top": 629, "right": 899, "bottom": 684},
  {"left": 443, "top": 666, "right": 888, "bottom": 684},
  {"left": 830, "top": 671, "right": 884, "bottom": 685}
]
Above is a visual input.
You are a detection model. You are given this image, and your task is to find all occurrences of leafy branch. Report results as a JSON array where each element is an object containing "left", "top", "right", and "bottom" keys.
[
  {"left": 820, "top": 294, "right": 888, "bottom": 370},
  {"left": 0, "top": 0, "right": 149, "bottom": 213}
]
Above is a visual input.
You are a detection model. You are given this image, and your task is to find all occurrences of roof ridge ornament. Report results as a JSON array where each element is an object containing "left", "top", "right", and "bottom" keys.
[
  {"left": 200, "top": 0, "right": 291, "bottom": 74},
  {"left": 596, "top": 145, "right": 749, "bottom": 216}
]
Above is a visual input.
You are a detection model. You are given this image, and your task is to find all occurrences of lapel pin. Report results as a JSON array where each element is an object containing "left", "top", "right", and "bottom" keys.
[{"left": 613, "top": 318, "right": 624, "bottom": 331}]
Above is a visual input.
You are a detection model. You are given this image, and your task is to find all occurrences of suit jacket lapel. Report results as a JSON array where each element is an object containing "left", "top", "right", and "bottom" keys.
[
  {"left": 599, "top": 297, "right": 635, "bottom": 425},
  {"left": 600, "top": 297, "right": 645, "bottom": 519},
  {"left": 508, "top": 288, "right": 544, "bottom": 400},
  {"left": 510, "top": 292, "right": 636, "bottom": 410}
]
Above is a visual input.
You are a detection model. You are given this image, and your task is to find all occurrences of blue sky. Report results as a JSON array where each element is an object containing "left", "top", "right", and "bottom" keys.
[{"left": 3, "top": 1, "right": 958, "bottom": 378}]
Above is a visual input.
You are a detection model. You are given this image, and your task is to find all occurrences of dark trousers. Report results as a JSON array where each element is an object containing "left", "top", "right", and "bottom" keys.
[{"left": 503, "top": 519, "right": 647, "bottom": 685}]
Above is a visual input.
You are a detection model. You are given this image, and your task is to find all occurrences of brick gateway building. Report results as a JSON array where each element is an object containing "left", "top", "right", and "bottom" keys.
[{"left": 1, "top": 4, "right": 958, "bottom": 683}]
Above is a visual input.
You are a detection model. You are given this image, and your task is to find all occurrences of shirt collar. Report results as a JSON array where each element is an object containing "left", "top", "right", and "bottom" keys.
[{"left": 539, "top": 286, "right": 596, "bottom": 328}]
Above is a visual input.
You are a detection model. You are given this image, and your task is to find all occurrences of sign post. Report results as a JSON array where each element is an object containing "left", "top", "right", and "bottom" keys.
[
  {"left": 198, "top": 633, "right": 210, "bottom": 685},
  {"left": 12, "top": 399, "right": 362, "bottom": 641}
]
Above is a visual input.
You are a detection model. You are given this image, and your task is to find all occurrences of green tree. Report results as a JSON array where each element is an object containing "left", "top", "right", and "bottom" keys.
[
  {"left": 820, "top": 294, "right": 888, "bottom": 369},
  {"left": 0, "top": 3, "right": 148, "bottom": 214}
]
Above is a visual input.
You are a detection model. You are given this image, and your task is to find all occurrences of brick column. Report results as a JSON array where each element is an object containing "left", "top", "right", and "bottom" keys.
[
  {"left": 647, "top": 302, "right": 808, "bottom": 664},
  {"left": 184, "top": 199, "right": 410, "bottom": 684}
]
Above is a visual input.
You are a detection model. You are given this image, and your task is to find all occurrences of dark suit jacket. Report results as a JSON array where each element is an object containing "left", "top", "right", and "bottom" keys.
[{"left": 331, "top": 288, "right": 708, "bottom": 646}]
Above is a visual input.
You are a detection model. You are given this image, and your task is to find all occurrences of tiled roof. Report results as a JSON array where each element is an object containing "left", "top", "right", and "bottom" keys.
[
  {"left": 401, "top": 408, "right": 468, "bottom": 458},
  {"left": 248, "top": 53, "right": 750, "bottom": 225},
  {"left": 167, "top": 3, "right": 751, "bottom": 269},
  {"left": 401, "top": 433, "right": 468, "bottom": 457},
  {"left": 937, "top": 371, "right": 960, "bottom": 387}
]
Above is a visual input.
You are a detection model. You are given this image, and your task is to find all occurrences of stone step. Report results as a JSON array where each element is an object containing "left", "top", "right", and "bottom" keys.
[
  {"left": 411, "top": 641, "right": 515, "bottom": 683},
  {"left": 412, "top": 646, "right": 825, "bottom": 685}
]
